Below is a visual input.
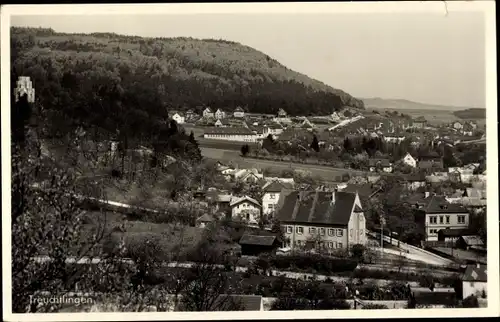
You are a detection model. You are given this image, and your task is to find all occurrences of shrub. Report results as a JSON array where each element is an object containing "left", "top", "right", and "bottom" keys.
[
  {"left": 268, "top": 254, "right": 358, "bottom": 274},
  {"left": 462, "top": 295, "right": 479, "bottom": 308},
  {"left": 362, "top": 303, "right": 389, "bottom": 309}
]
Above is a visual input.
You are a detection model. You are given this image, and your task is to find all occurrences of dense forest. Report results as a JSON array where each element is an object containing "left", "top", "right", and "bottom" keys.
[
  {"left": 453, "top": 108, "right": 486, "bottom": 120},
  {"left": 11, "top": 27, "right": 364, "bottom": 136}
]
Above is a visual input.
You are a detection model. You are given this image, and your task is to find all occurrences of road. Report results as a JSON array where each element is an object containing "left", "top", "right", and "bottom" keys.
[{"left": 367, "top": 231, "right": 454, "bottom": 266}]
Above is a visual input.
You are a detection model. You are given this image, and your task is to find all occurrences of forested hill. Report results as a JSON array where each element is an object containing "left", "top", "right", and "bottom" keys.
[{"left": 11, "top": 27, "right": 364, "bottom": 136}]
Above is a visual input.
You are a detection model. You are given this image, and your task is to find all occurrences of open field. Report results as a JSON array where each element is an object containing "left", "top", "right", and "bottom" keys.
[
  {"left": 201, "top": 147, "right": 367, "bottom": 182},
  {"left": 371, "top": 107, "right": 486, "bottom": 127}
]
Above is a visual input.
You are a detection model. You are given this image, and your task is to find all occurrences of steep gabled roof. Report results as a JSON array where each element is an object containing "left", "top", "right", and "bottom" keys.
[
  {"left": 230, "top": 196, "right": 261, "bottom": 208},
  {"left": 276, "top": 190, "right": 357, "bottom": 226},
  {"left": 425, "top": 195, "right": 469, "bottom": 214},
  {"left": 239, "top": 234, "right": 277, "bottom": 246},
  {"left": 234, "top": 106, "right": 245, "bottom": 112},
  {"left": 262, "top": 180, "right": 292, "bottom": 193},
  {"left": 462, "top": 264, "right": 487, "bottom": 282}
]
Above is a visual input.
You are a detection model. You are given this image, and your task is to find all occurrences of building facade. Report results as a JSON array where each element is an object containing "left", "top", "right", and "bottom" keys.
[
  {"left": 203, "top": 127, "right": 258, "bottom": 142},
  {"left": 172, "top": 113, "right": 185, "bottom": 124},
  {"left": 203, "top": 107, "right": 214, "bottom": 118},
  {"left": 424, "top": 195, "right": 470, "bottom": 241},
  {"left": 401, "top": 152, "right": 418, "bottom": 168},
  {"left": 230, "top": 196, "right": 262, "bottom": 224},
  {"left": 261, "top": 181, "right": 293, "bottom": 215},
  {"left": 233, "top": 107, "right": 245, "bottom": 118},
  {"left": 215, "top": 108, "right": 226, "bottom": 120}
]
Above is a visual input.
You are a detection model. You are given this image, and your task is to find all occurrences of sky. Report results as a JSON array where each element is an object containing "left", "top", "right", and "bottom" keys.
[{"left": 11, "top": 11, "right": 486, "bottom": 108}]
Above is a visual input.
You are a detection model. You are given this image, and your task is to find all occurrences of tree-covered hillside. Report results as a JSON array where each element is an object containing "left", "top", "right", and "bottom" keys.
[
  {"left": 11, "top": 27, "right": 364, "bottom": 137},
  {"left": 453, "top": 108, "right": 486, "bottom": 120}
]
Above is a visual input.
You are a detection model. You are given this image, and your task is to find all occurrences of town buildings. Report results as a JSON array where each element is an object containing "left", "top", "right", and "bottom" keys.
[
  {"left": 15, "top": 76, "right": 36, "bottom": 103},
  {"left": 275, "top": 189, "right": 366, "bottom": 251}
]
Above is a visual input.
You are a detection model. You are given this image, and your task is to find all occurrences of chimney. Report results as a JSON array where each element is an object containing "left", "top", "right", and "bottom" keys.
[{"left": 331, "top": 188, "right": 337, "bottom": 204}]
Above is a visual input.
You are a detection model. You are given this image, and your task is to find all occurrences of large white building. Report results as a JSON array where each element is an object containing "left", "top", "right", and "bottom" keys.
[{"left": 203, "top": 127, "right": 258, "bottom": 143}]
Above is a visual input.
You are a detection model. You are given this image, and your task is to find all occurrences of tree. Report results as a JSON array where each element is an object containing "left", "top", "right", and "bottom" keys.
[
  {"left": 11, "top": 132, "right": 138, "bottom": 313},
  {"left": 262, "top": 134, "right": 275, "bottom": 152},
  {"left": 461, "top": 295, "right": 479, "bottom": 308},
  {"left": 310, "top": 135, "right": 320, "bottom": 152},
  {"left": 240, "top": 144, "right": 250, "bottom": 157},
  {"left": 343, "top": 137, "right": 352, "bottom": 153},
  {"left": 351, "top": 244, "right": 365, "bottom": 262},
  {"left": 177, "top": 237, "right": 243, "bottom": 311}
]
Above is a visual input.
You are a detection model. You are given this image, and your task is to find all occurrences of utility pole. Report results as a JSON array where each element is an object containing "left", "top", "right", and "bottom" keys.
[{"left": 380, "top": 215, "right": 386, "bottom": 259}]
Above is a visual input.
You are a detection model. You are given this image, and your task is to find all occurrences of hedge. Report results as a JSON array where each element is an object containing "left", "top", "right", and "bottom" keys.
[{"left": 268, "top": 254, "right": 358, "bottom": 274}]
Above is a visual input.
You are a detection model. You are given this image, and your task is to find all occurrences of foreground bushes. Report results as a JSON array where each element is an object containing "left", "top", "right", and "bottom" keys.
[{"left": 267, "top": 254, "right": 358, "bottom": 274}]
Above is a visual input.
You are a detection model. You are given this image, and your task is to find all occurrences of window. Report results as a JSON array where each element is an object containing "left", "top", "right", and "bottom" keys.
[
  {"left": 333, "top": 241, "right": 338, "bottom": 248},
  {"left": 458, "top": 215, "right": 466, "bottom": 224},
  {"left": 309, "top": 227, "right": 316, "bottom": 234},
  {"left": 286, "top": 226, "right": 292, "bottom": 234},
  {"left": 337, "top": 229, "right": 343, "bottom": 237},
  {"left": 297, "top": 227, "right": 304, "bottom": 234},
  {"left": 328, "top": 229, "right": 334, "bottom": 236},
  {"left": 268, "top": 204, "right": 275, "bottom": 210},
  {"left": 440, "top": 216, "right": 444, "bottom": 224},
  {"left": 446, "top": 216, "right": 450, "bottom": 224},
  {"left": 320, "top": 228, "right": 325, "bottom": 236},
  {"left": 359, "top": 229, "right": 364, "bottom": 236},
  {"left": 246, "top": 213, "right": 250, "bottom": 221},
  {"left": 328, "top": 242, "right": 333, "bottom": 248},
  {"left": 350, "top": 229, "right": 353, "bottom": 237},
  {"left": 338, "top": 242, "right": 343, "bottom": 248},
  {"left": 429, "top": 216, "right": 437, "bottom": 224},
  {"left": 270, "top": 194, "right": 275, "bottom": 199}
]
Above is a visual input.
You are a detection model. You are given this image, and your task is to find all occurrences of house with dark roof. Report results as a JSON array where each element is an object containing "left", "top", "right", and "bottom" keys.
[
  {"left": 238, "top": 234, "right": 280, "bottom": 256},
  {"left": 262, "top": 181, "right": 295, "bottom": 215},
  {"left": 412, "top": 116, "right": 427, "bottom": 129},
  {"left": 368, "top": 159, "right": 393, "bottom": 173},
  {"left": 196, "top": 213, "right": 216, "bottom": 228},
  {"left": 462, "top": 264, "right": 487, "bottom": 300},
  {"left": 437, "top": 228, "right": 474, "bottom": 242},
  {"left": 175, "top": 294, "right": 264, "bottom": 311},
  {"left": 418, "top": 154, "right": 444, "bottom": 170},
  {"left": 405, "top": 173, "right": 427, "bottom": 190},
  {"left": 215, "top": 108, "right": 227, "bottom": 120},
  {"left": 407, "top": 286, "right": 457, "bottom": 308},
  {"left": 275, "top": 189, "right": 366, "bottom": 251},
  {"left": 233, "top": 106, "right": 245, "bottom": 118},
  {"left": 424, "top": 195, "right": 470, "bottom": 241}
]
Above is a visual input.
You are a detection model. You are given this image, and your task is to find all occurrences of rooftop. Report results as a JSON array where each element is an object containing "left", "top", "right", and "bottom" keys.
[
  {"left": 239, "top": 234, "right": 277, "bottom": 246},
  {"left": 425, "top": 195, "right": 469, "bottom": 214},
  {"left": 463, "top": 264, "right": 487, "bottom": 282},
  {"left": 204, "top": 127, "right": 254, "bottom": 135},
  {"left": 275, "top": 190, "right": 358, "bottom": 226}
]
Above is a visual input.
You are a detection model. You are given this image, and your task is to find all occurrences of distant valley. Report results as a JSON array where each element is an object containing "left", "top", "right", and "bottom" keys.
[{"left": 362, "top": 97, "right": 486, "bottom": 125}]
